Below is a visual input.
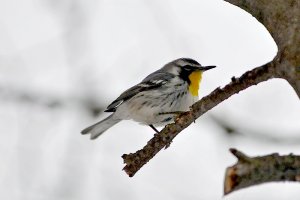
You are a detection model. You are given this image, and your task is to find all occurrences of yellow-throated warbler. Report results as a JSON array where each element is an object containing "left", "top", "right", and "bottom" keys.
[{"left": 81, "top": 58, "right": 215, "bottom": 139}]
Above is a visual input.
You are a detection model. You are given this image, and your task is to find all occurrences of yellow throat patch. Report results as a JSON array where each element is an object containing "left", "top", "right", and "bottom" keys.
[{"left": 188, "top": 71, "right": 202, "bottom": 96}]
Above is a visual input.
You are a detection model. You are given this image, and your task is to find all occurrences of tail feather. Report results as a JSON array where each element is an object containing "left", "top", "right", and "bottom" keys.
[{"left": 81, "top": 114, "right": 121, "bottom": 139}]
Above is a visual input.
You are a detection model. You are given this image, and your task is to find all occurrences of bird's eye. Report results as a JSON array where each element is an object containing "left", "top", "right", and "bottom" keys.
[{"left": 183, "top": 65, "right": 196, "bottom": 71}]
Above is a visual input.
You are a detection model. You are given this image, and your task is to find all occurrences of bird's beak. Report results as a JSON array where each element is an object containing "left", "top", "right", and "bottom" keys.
[{"left": 200, "top": 65, "right": 216, "bottom": 71}]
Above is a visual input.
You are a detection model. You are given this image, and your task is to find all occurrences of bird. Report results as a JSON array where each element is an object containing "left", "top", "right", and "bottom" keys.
[{"left": 81, "top": 58, "right": 216, "bottom": 139}]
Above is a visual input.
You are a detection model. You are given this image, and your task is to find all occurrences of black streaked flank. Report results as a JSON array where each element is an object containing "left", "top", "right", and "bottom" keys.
[
  {"left": 151, "top": 104, "right": 158, "bottom": 108},
  {"left": 163, "top": 93, "right": 171, "bottom": 101}
]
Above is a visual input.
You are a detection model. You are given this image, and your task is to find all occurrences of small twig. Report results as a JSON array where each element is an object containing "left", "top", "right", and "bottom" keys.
[
  {"left": 210, "top": 114, "right": 300, "bottom": 144},
  {"left": 229, "top": 148, "right": 253, "bottom": 163},
  {"left": 224, "top": 149, "right": 300, "bottom": 195}
]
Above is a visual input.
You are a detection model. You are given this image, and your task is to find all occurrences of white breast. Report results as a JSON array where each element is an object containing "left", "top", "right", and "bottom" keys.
[{"left": 114, "top": 77, "right": 198, "bottom": 126}]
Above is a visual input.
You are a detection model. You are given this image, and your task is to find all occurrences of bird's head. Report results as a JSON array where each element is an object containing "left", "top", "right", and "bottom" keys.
[{"left": 163, "top": 58, "right": 216, "bottom": 96}]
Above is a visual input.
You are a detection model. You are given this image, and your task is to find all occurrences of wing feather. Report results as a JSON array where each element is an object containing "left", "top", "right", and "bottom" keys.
[{"left": 105, "top": 71, "right": 174, "bottom": 112}]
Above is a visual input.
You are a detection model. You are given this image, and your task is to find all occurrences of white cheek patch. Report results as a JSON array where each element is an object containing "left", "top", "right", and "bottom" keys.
[{"left": 167, "top": 66, "right": 181, "bottom": 76}]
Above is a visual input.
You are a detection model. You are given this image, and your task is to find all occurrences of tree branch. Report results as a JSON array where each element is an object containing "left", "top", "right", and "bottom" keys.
[
  {"left": 224, "top": 0, "right": 300, "bottom": 98},
  {"left": 122, "top": 0, "right": 300, "bottom": 182},
  {"left": 224, "top": 148, "right": 300, "bottom": 195},
  {"left": 210, "top": 114, "right": 300, "bottom": 144},
  {"left": 0, "top": 86, "right": 105, "bottom": 116},
  {"left": 122, "top": 61, "right": 277, "bottom": 177}
]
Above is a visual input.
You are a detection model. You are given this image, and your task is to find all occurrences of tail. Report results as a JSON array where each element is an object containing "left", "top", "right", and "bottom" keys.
[{"left": 81, "top": 114, "right": 121, "bottom": 140}]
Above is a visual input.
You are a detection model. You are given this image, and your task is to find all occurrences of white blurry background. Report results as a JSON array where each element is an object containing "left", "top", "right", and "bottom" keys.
[{"left": 0, "top": 0, "right": 300, "bottom": 199}]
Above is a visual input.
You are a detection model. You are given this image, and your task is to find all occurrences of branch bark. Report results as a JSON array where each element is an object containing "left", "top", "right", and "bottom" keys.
[
  {"left": 224, "top": 0, "right": 300, "bottom": 97},
  {"left": 122, "top": 62, "right": 277, "bottom": 177},
  {"left": 122, "top": 0, "right": 300, "bottom": 179},
  {"left": 224, "top": 149, "right": 300, "bottom": 195}
]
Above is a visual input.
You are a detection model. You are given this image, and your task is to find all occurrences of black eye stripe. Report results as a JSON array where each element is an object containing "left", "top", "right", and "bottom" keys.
[
  {"left": 183, "top": 65, "right": 199, "bottom": 70},
  {"left": 179, "top": 68, "right": 191, "bottom": 84},
  {"left": 183, "top": 65, "right": 192, "bottom": 69}
]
